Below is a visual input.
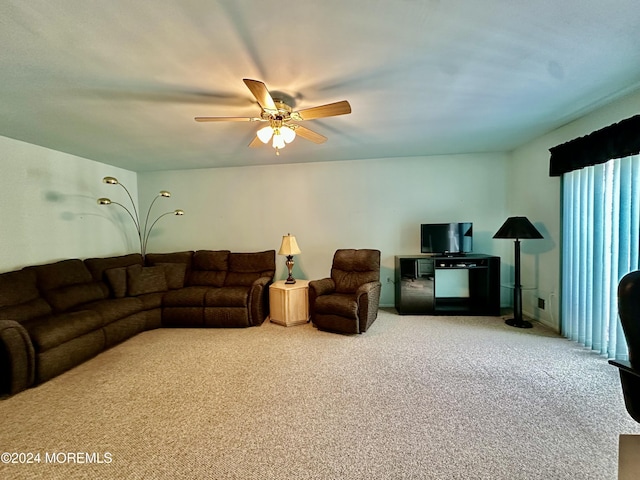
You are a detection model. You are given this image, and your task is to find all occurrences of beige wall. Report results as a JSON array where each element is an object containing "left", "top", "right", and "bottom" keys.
[
  {"left": 137, "top": 153, "right": 510, "bottom": 307},
  {"left": 0, "top": 135, "right": 138, "bottom": 271},
  {"left": 510, "top": 88, "right": 640, "bottom": 329}
]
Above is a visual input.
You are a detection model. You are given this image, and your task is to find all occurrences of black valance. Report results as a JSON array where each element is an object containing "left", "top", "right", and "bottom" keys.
[{"left": 549, "top": 114, "right": 640, "bottom": 176}]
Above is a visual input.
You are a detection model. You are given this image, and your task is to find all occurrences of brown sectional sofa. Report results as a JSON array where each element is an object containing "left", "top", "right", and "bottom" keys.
[
  {"left": 0, "top": 250, "right": 275, "bottom": 397},
  {"left": 146, "top": 250, "right": 274, "bottom": 328}
]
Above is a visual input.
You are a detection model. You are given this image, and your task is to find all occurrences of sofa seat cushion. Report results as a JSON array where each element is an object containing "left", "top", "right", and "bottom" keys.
[
  {"left": 163, "top": 286, "right": 209, "bottom": 307},
  {"left": 76, "top": 297, "right": 144, "bottom": 325},
  {"left": 135, "top": 292, "right": 164, "bottom": 310},
  {"left": 23, "top": 310, "right": 103, "bottom": 352},
  {"left": 204, "top": 286, "right": 249, "bottom": 308},
  {"left": 314, "top": 293, "right": 358, "bottom": 319}
]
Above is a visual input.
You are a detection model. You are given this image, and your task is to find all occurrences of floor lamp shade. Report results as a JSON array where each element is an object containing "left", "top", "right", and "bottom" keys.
[{"left": 493, "top": 217, "right": 543, "bottom": 328}]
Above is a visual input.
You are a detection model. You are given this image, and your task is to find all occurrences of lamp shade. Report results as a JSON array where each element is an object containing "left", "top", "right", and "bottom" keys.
[
  {"left": 102, "top": 176, "right": 119, "bottom": 185},
  {"left": 280, "top": 126, "right": 296, "bottom": 144},
  {"left": 272, "top": 132, "right": 286, "bottom": 150},
  {"left": 257, "top": 125, "right": 273, "bottom": 144},
  {"left": 493, "top": 216, "right": 543, "bottom": 240},
  {"left": 278, "top": 234, "right": 301, "bottom": 256}
]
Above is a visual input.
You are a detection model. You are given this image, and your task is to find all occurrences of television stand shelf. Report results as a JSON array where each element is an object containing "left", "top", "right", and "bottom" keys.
[{"left": 394, "top": 254, "right": 500, "bottom": 316}]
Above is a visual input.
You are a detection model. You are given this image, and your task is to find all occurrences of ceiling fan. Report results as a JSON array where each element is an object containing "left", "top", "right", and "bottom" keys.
[{"left": 195, "top": 79, "right": 351, "bottom": 155}]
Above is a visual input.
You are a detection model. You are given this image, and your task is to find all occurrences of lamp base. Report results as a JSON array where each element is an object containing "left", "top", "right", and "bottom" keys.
[
  {"left": 505, "top": 318, "right": 533, "bottom": 329},
  {"left": 285, "top": 255, "right": 296, "bottom": 284}
]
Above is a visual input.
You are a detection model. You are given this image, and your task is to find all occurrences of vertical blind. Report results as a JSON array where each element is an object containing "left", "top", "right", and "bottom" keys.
[{"left": 562, "top": 154, "right": 640, "bottom": 359}]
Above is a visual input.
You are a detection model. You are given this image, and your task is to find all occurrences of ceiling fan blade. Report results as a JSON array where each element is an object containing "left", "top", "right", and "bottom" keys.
[
  {"left": 294, "top": 125, "right": 327, "bottom": 144},
  {"left": 195, "top": 116, "right": 261, "bottom": 122},
  {"left": 248, "top": 135, "right": 264, "bottom": 148},
  {"left": 295, "top": 100, "right": 351, "bottom": 120},
  {"left": 243, "top": 79, "right": 277, "bottom": 112}
]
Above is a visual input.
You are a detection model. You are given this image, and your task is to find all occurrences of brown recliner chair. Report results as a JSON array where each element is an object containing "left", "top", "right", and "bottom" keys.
[
  {"left": 309, "top": 249, "right": 381, "bottom": 334},
  {"left": 609, "top": 270, "right": 640, "bottom": 422}
]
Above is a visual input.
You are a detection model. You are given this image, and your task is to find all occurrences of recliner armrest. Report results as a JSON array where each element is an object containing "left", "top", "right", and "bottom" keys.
[
  {"left": 609, "top": 359, "right": 640, "bottom": 378},
  {"left": 0, "top": 319, "right": 35, "bottom": 396},
  {"left": 308, "top": 278, "right": 335, "bottom": 312},
  {"left": 355, "top": 281, "right": 381, "bottom": 296},
  {"left": 610, "top": 358, "right": 640, "bottom": 423},
  {"left": 309, "top": 278, "right": 336, "bottom": 297},
  {"left": 355, "top": 281, "right": 382, "bottom": 332}
]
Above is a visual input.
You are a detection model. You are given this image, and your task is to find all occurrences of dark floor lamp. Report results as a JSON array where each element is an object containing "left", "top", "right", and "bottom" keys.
[{"left": 493, "top": 216, "right": 543, "bottom": 328}]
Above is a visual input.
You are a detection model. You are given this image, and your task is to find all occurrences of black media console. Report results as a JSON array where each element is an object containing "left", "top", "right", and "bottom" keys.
[{"left": 394, "top": 254, "right": 500, "bottom": 315}]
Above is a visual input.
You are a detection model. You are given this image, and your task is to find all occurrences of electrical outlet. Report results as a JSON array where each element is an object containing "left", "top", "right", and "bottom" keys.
[{"left": 538, "top": 298, "right": 545, "bottom": 310}]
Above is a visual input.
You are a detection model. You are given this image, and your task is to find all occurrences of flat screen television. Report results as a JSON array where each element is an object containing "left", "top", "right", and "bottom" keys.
[{"left": 420, "top": 222, "right": 473, "bottom": 255}]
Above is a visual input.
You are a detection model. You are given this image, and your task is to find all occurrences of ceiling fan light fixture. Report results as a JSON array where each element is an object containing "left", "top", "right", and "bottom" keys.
[
  {"left": 257, "top": 125, "right": 273, "bottom": 144},
  {"left": 272, "top": 131, "right": 286, "bottom": 150},
  {"left": 280, "top": 125, "right": 296, "bottom": 144},
  {"left": 195, "top": 79, "right": 350, "bottom": 155}
]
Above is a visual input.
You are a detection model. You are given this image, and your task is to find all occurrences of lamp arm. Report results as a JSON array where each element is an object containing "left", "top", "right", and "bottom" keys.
[
  {"left": 142, "top": 211, "right": 173, "bottom": 257},
  {"left": 117, "top": 182, "right": 140, "bottom": 232},
  {"left": 109, "top": 201, "right": 143, "bottom": 253},
  {"left": 142, "top": 195, "right": 163, "bottom": 245}
]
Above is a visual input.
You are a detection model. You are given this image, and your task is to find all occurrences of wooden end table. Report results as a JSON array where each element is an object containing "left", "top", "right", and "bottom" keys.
[{"left": 269, "top": 280, "right": 310, "bottom": 327}]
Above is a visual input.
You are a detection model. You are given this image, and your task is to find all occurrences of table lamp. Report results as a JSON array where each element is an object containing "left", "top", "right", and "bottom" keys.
[{"left": 278, "top": 234, "right": 301, "bottom": 284}]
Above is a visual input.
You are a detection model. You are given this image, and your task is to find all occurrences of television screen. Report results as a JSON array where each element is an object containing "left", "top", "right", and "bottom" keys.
[{"left": 420, "top": 222, "right": 473, "bottom": 254}]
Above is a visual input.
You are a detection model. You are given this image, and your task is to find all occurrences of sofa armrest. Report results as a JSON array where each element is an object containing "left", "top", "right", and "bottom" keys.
[
  {"left": 248, "top": 276, "right": 273, "bottom": 326},
  {"left": 355, "top": 281, "right": 382, "bottom": 332},
  {"left": 0, "top": 320, "right": 35, "bottom": 396}
]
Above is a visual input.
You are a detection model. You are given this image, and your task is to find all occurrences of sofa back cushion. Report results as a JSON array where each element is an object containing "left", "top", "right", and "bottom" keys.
[
  {"left": 188, "top": 250, "right": 230, "bottom": 287},
  {"left": 0, "top": 269, "right": 40, "bottom": 308},
  {"left": 145, "top": 251, "right": 193, "bottom": 290},
  {"left": 225, "top": 250, "right": 276, "bottom": 287},
  {"left": 0, "top": 269, "right": 52, "bottom": 323},
  {"left": 145, "top": 251, "right": 193, "bottom": 269},
  {"left": 331, "top": 249, "right": 381, "bottom": 294},
  {"left": 84, "top": 254, "right": 144, "bottom": 298},
  {"left": 28, "top": 259, "right": 107, "bottom": 313},
  {"left": 126, "top": 265, "right": 168, "bottom": 296},
  {"left": 104, "top": 267, "right": 128, "bottom": 298},
  {"left": 84, "top": 254, "right": 143, "bottom": 282}
]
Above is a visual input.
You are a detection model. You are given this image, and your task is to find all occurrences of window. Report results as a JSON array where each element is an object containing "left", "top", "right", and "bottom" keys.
[{"left": 561, "top": 154, "right": 640, "bottom": 359}]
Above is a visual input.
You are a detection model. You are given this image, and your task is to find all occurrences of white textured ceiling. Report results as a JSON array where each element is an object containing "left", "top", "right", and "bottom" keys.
[{"left": 1, "top": 0, "right": 639, "bottom": 171}]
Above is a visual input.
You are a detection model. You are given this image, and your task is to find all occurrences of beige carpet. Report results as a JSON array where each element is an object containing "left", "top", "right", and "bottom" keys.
[{"left": 1, "top": 309, "right": 639, "bottom": 479}]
